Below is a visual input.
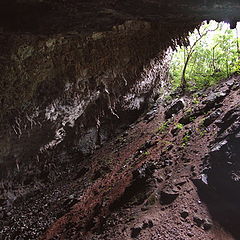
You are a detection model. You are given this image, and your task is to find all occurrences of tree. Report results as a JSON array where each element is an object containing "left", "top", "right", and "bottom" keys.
[
  {"left": 170, "top": 21, "right": 240, "bottom": 92},
  {"left": 180, "top": 22, "right": 219, "bottom": 92}
]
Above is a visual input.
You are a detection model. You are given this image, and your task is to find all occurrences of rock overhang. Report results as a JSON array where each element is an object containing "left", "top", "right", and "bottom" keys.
[{"left": 0, "top": 0, "right": 240, "bottom": 34}]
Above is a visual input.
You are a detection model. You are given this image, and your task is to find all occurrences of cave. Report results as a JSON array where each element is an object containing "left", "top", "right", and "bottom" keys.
[{"left": 1, "top": 1, "right": 240, "bottom": 240}]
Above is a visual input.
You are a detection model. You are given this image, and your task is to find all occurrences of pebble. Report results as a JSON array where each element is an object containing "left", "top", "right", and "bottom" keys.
[
  {"left": 193, "top": 216, "right": 204, "bottom": 227},
  {"left": 130, "top": 227, "right": 141, "bottom": 238},
  {"left": 203, "top": 219, "right": 213, "bottom": 231},
  {"left": 187, "top": 231, "right": 194, "bottom": 237},
  {"left": 180, "top": 210, "right": 189, "bottom": 219}
]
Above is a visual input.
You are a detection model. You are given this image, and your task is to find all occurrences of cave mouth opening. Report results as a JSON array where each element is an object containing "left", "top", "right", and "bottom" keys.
[{"left": 168, "top": 20, "right": 240, "bottom": 93}]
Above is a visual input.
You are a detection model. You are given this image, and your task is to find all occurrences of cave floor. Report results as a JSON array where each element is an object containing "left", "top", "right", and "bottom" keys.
[{"left": 2, "top": 75, "right": 240, "bottom": 240}]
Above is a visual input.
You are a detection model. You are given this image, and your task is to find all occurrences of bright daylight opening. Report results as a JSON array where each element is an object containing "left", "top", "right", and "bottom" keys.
[{"left": 169, "top": 20, "right": 240, "bottom": 92}]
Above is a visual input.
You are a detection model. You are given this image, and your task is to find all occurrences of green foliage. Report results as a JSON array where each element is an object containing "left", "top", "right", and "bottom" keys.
[
  {"left": 164, "top": 95, "right": 173, "bottom": 102},
  {"left": 175, "top": 123, "right": 184, "bottom": 129},
  {"left": 156, "top": 120, "right": 170, "bottom": 133},
  {"left": 198, "top": 118, "right": 206, "bottom": 127},
  {"left": 186, "top": 108, "right": 193, "bottom": 114},
  {"left": 192, "top": 97, "right": 200, "bottom": 105},
  {"left": 198, "top": 128, "right": 207, "bottom": 137},
  {"left": 182, "top": 132, "right": 191, "bottom": 146},
  {"left": 170, "top": 21, "right": 240, "bottom": 91},
  {"left": 234, "top": 59, "right": 240, "bottom": 73},
  {"left": 159, "top": 140, "right": 172, "bottom": 146},
  {"left": 189, "top": 115, "right": 196, "bottom": 122},
  {"left": 144, "top": 151, "right": 150, "bottom": 156},
  {"left": 197, "top": 119, "right": 208, "bottom": 136}
]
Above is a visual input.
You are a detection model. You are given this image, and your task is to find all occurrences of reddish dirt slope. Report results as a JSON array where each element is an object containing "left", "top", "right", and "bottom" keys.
[
  {"left": 2, "top": 75, "right": 240, "bottom": 240},
  {"left": 40, "top": 75, "right": 240, "bottom": 240}
]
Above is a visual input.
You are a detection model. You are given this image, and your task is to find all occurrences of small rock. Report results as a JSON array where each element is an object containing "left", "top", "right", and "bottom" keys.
[
  {"left": 142, "top": 220, "right": 154, "bottom": 229},
  {"left": 226, "top": 79, "right": 235, "bottom": 87},
  {"left": 165, "top": 99, "right": 185, "bottom": 119},
  {"left": 148, "top": 220, "right": 154, "bottom": 228},
  {"left": 232, "top": 82, "right": 240, "bottom": 90},
  {"left": 193, "top": 216, "right": 204, "bottom": 227},
  {"left": 142, "top": 222, "right": 149, "bottom": 229},
  {"left": 203, "top": 91, "right": 227, "bottom": 108},
  {"left": 131, "top": 227, "right": 142, "bottom": 238},
  {"left": 180, "top": 210, "right": 189, "bottom": 219},
  {"left": 203, "top": 219, "right": 213, "bottom": 231},
  {"left": 6, "top": 212, "right": 11, "bottom": 217},
  {"left": 187, "top": 231, "right": 194, "bottom": 237},
  {"left": 160, "top": 188, "right": 179, "bottom": 205},
  {"left": 69, "top": 194, "right": 75, "bottom": 199},
  {"left": 203, "top": 109, "right": 222, "bottom": 127},
  {"left": 144, "top": 110, "right": 157, "bottom": 122}
]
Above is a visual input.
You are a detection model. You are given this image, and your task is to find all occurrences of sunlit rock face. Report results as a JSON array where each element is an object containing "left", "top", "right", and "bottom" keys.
[{"left": 1, "top": 0, "right": 240, "bottom": 200}]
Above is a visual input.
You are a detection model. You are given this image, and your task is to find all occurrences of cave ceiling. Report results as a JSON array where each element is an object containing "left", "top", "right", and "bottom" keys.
[{"left": 0, "top": 0, "right": 240, "bottom": 34}]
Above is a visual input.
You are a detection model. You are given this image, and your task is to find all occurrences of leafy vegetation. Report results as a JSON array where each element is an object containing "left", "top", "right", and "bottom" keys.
[
  {"left": 170, "top": 21, "right": 240, "bottom": 92},
  {"left": 182, "top": 132, "right": 191, "bottom": 146},
  {"left": 175, "top": 123, "right": 184, "bottom": 130},
  {"left": 192, "top": 96, "right": 200, "bottom": 105},
  {"left": 197, "top": 127, "right": 207, "bottom": 137},
  {"left": 156, "top": 120, "right": 170, "bottom": 133},
  {"left": 143, "top": 151, "right": 151, "bottom": 156}
]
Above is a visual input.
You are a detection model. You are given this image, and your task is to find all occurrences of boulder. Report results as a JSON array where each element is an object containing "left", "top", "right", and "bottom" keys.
[
  {"left": 165, "top": 99, "right": 185, "bottom": 119},
  {"left": 159, "top": 186, "right": 179, "bottom": 205}
]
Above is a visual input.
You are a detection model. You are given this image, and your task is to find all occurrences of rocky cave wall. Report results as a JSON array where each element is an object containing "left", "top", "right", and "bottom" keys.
[{"left": 0, "top": 19, "right": 194, "bottom": 186}]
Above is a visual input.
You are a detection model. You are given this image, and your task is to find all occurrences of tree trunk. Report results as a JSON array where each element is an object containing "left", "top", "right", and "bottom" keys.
[
  {"left": 179, "top": 22, "right": 219, "bottom": 93},
  {"left": 236, "top": 27, "right": 240, "bottom": 60},
  {"left": 181, "top": 50, "right": 192, "bottom": 92}
]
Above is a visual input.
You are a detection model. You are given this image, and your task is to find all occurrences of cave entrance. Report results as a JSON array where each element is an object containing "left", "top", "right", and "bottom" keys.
[
  {"left": 166, "top": 20, "right": 240, "bottom": 239},
  {"left": 169, "top": 20, "right": 240, "bottom": 93}
]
